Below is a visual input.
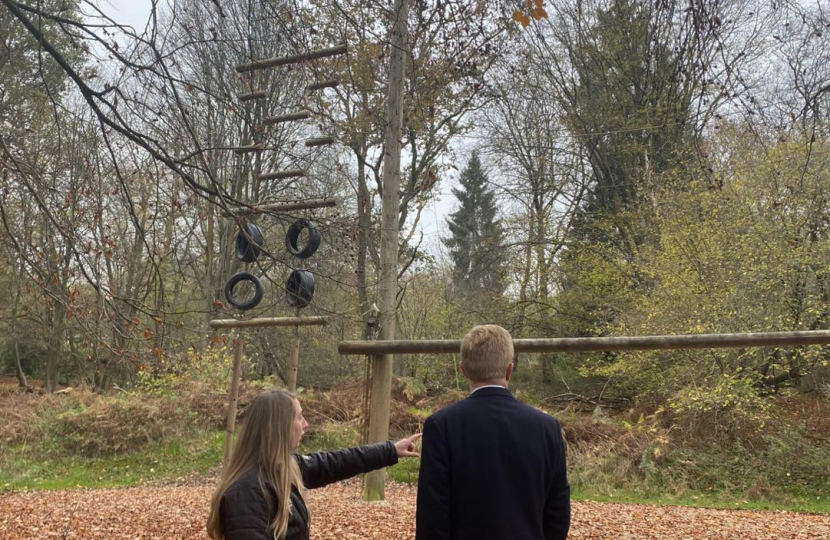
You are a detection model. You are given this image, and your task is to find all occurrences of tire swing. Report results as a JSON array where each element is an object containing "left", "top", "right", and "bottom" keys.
[
  {"left": 286, "top": 269, "right": 315, "bottom": 308},
  {"left": 284, "top": 219, "right": 321, "bottom": 259},
  {"left": 235, "top": 223, "right": 264, "bottom": 263},
  {"left": 224, "top": 222, "right": 265, "bottom": 311},
  {"left": 284, "top": 219, "right": 319, "bottom": 309},
  {"left": 224, "top": 271, "right": 264, "bottom": 311}
]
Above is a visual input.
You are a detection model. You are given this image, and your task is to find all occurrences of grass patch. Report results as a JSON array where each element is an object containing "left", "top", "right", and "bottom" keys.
[
  {"left": 0, "top": 429, "right": 223, "bottom": 492},
  {"left": 388, "top": 457, "right": 420, "bottom": 484},
  {"left": 299, "top": 421, "right": 360, "bottom": 454},
  {"left": 296, "top": 419, "right": 421, "bottom": 484},
  {"left": 571, "top": 485, "right": 830, "bottom": 514}
]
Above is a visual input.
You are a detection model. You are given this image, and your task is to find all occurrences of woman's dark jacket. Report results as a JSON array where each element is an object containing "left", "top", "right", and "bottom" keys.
[{"left": 219, "top": 441, "right": 398, "bottom": 540}]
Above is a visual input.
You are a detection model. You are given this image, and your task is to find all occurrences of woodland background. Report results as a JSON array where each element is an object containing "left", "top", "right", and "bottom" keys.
[{"left": 1, "top": 0, "right": 829, "bottom": 512}]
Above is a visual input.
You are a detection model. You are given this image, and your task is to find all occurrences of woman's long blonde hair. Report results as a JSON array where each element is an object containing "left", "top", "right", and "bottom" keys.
[{"left": 207, "top": 390, "right": 305, "bottom": 540}]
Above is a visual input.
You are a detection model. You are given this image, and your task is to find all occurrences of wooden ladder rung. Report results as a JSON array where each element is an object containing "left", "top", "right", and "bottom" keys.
[
  {"left": 306, "top": 79, "right": 340, "bottom": 92},
  {"left": 305, "top": 137, "right": 335, "bottom": 147},
  {"left": 236, "top": 43, "right": 348, "bottom": 73},
  {"left": 262, "top": 111, "right": 311, "bottom": 126},
  {"left": 222, "top": 198, "right": 340, "bottom": 217},
  {"left": 239, "top": 90, "right": 268, "bottom": 101},
  {"left": 233, "top": 143, "right": 265, "bottom": 154},
  {"left": 257, "top": 169, "right": 306, "bottom": 181}
]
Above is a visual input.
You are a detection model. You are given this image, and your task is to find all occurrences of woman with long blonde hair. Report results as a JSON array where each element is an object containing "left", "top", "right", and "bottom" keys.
[{"left": 207, "top": 390, "right": 420, "bottom": 540}]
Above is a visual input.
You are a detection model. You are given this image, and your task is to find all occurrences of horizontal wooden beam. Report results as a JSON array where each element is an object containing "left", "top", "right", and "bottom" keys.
[
  {"left": 305, "top": 136, "right": 335, "bottom": 147},
  {"left": 221, "top": 198, "right": 339, "bottom": 217},
  {"left": 257, "top": 169, "right": 306, "bottom": 181},
  {"left": 233, "top": 143, "right": 265, "bottom": 154},
  {"left": 338, "top": 330, "right": 830, "bottom": 355},
  {"left": 210, "top": 316, "right": 330, "bottom": 329},
  {"left": 236, "top": 43, "right": 348, "bottom": 73},
  {"left": 306, "top": 79, "right": 340, "bottom": 92},
  {"left": 239, "top": 90, "right": 268, "bottom": 101},
  {"left": 262, "top": 111, "right": 311, "bottom": 126}
]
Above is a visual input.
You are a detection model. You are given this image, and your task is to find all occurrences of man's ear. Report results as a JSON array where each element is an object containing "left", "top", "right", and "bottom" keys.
[
  {"left": 505, "top": 362, "right": 514, "bottom": 382},
  {"left": 459, "top": 362, "right": 467, "bottom": 379}
]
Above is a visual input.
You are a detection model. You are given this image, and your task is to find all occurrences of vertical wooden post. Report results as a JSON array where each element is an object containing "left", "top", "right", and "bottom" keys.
[
  {"left": 223, "top": 339, "right": 244, "bottom": 467},
  {"left": 364, "top": 0, "right": 408, "bottom": 502},
  {"left": 287, "top": 325, "right": 300, "bottom": 392}
]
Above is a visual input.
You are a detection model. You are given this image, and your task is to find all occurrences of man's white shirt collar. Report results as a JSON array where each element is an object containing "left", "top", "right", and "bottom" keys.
[{"left": 470, "top": 384, "right": 507, "bottom": 395}]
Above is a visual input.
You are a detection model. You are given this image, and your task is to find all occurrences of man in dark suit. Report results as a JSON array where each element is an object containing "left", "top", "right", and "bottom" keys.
[{"left": 415, "top": 324, "right": 570, "bottom": 540}]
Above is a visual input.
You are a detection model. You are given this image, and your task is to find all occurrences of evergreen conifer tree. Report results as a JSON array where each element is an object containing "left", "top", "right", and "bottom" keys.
[{"left": 443, "top": 152, "right": 505, "bottom": 296}]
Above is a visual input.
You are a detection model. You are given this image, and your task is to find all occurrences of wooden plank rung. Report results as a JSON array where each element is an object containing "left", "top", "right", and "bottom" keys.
[
  {"left": 258, "top": 169, "right": 306, "bottom": 181},
  {"left": 305, "top": 137, "right": 335, "bottom": 147},
  {"left": 221, "top": 198, "right": 340, "bottom": 217},
  {"left": 306, "top": 79, "right": 341, "bottom": 92},
  {"left": 236, "top": 43, "right": 348, "bottom": 73},
  {"left": 233, "top": 143, "right": 265, "bottom": 154},
  {"left": 239, "top": 90, "right": 268, "bottom": 101},
  {"left": 262, "top": 111, "right": 311, "bottom": 126}
]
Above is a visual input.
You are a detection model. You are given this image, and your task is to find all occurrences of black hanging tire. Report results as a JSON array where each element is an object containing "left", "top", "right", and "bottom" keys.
[
  {"left": 235, "top": 223, "right": 264, "bottom": 262},
  {"left": 285, "top": 270, "right": 315, "bottom": 308},
  {"left": 224, "top": 272, "right": 264, "bottom": 311},
  {"left": 285, "top": 219, "right": 321, "bottom": 259}
]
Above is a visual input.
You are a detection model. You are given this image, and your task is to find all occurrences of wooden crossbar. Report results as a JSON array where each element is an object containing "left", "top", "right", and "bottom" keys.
[
  {"left": 338, "top": 330, "right": 830, "bottom": 355},
  {"left": 236, "top": 43, "right": 348, "bottom": 73},
  {"left": 210, "top": 316, "right": 329, "bottom": 329},
  {"left": 305, "top": 136, "right": 335, "bottom": 147},
  {"left": 306, "top": 79, "right": 341, "bottom": 92},
  {"left": 257, "top": 169, "right": 305, "bottom": 180},
  {"left": 239, "top": 90, "right": 268, "bottom": 101},
  {"left": 262, "top": 111, "right": 311, "bottom": 126},
  {"left": 233, "top": 143, "right": 265, "bottom": 154},
  {"left": 257, "top": 169, "right": 306, "bottom": 181},
  {"left": 221, "top": 198, "right": 339, "bottom": 217}
]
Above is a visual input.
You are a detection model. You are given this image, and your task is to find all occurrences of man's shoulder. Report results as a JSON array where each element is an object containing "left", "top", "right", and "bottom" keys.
[
  {"left": 426, "top": 398, "right": 467, "bottom": 423},
  {"left": 517, "top": 401, "right": 563, "bottom": 428},
  {"left": 427, "top": 394, "right": 561, "bottom": 427}
]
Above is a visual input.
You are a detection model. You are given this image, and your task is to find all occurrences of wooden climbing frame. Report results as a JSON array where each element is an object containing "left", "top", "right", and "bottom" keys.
[{"left": 213, "top": 316, "right": 330, "bottom": 466}]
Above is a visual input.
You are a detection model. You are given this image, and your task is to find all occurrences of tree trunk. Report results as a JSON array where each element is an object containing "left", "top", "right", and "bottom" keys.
[
  {"left": 13, "top": 340, "right": 28, "bottom": 389},
  {"left": 45, "top": 300, "right": 66, "bottom": 393},
  {"left": 541, "top": 354, "right": 551, "bottom": 384},
  {"left": 534, "top": 188, "right": 548, "bottom": 298},
  {"left": 205, "top": 193, "right": 216, "bottom": 325},
  {"left": 356, "top": 154, "right": 372, "bottom": 339},
  {"left": 515, "top": 205, "right": 536, "bottom": 374},
  {"left": 11, "top": 264, "right": 28, "bottom": 389}
]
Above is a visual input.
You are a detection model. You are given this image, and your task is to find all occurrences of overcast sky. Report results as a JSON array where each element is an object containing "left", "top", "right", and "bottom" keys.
[{"left": 98, "top": 0, "right": 152, "bottom": 32}]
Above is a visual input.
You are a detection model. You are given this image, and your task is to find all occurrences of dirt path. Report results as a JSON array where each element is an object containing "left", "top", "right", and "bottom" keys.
[{"left": 1, "top": 480, "right": 828, "bottom": 539}]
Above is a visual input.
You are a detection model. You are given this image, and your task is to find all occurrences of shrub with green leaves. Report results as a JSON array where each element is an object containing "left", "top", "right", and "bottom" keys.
[
  {"left": 43, "top": 395, "right": 189, "bottom": 456},
  {"left": 134, "top": 343, "right": 243, "bottom": 395},
  {"left": 668, "top": 374, "right": 771, "bottom": 435}
]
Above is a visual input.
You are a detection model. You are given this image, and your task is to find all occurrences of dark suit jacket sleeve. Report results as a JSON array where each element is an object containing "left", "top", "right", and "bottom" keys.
[
  {"left": 298, "top": 441, "right": 398, "bottom": 489},
  {"left": 415, "top": 416, "right": 451, "bottom": 540},
  {"left": 543, "top": 421, "right": 571, "bottom": 540}
]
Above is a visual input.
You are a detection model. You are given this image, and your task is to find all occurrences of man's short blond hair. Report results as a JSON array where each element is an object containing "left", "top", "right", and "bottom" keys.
[{"left": 460, "top": 324, "right": 514, "bottom": 381}]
